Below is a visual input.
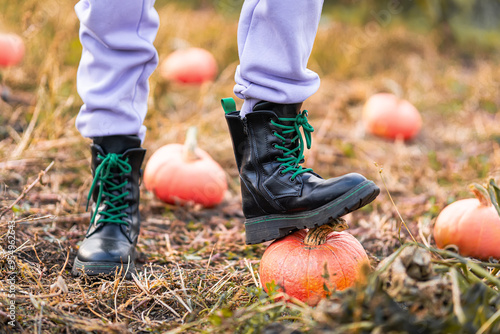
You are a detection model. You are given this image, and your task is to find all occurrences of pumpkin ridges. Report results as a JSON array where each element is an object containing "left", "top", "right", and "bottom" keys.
[
  {"left": 326, "top": 233, "right": 367, "bottom": 287},
  {"left": 263, "top": 237, "right": 293, "bottom": 260},
  {"left": 476, "top": 209, "right": 486, "bottom": 257},
  {"left": 434, "top": 192, "right": 500, "bottom": 260},
  {"left": 304, "top": 247, "right": 332, "bottom": 303},
  {"left": 294, "top": 229, "right": 308, "bottom": 240},
  {"left": 326, "top": 233, "right": 357, "bottom": 255},
  {"left": 434, "top": 199, "right": 472, "bottom": 249},
  {"left": 479, "top": 214, "right": 500, "bottom": 258},
  {"left": 310, "top": 250, "right": 333, "bottom": 303},
  {"left": 280, "top": 245, "right": 304, "bottom": 299},
  {"left": 458, "top": 205, "right": 499, "bottom": 258},
  {"left": 261, "top": 237, "right": 296, "bottom": 293},
  {"left": 325, "top": 232, "right": 369, "bottom": 289},
  {"left": 325, "top": 243, "right": 347, "bottom": 291},
  {"left": 144, "top": 144, "right": 183, "bottom": 191},
  {"left": 260, "top": 229, "right": 368, "bottom": 306},
  {"left": 306, "top": 247, "right": 311, "bottom": 302}
]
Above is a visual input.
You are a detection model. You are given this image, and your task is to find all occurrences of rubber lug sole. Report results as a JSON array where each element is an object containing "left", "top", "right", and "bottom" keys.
[
  {"left": 244, "top": 180, "right": 380, "bottom": 244},
  {"left": 72, "top": 257, "right": 135, "bottom": 279}
]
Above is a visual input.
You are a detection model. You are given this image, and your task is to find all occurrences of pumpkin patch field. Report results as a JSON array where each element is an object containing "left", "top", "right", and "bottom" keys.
[{"left": 2, "top": 1, "right": 500, "bottom": 333}]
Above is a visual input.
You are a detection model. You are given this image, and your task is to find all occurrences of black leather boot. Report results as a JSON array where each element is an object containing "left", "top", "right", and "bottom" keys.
[
  {"left": 72, "top": 135, "right": 145, "bottom": 277},
  {"left": 222, "top": 98, "right": 380, "bottom": 244}
]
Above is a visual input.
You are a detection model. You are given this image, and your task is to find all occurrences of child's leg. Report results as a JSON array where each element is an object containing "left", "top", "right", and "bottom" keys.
[
  {"left": 234, "top": 0, "right": 324, "bottom": 116},
  {"left": 72, "top": 0, "right": 158, "bottom": 277},
  {"left": 75, "top": 0, "right": 159, "bottom": 142}
]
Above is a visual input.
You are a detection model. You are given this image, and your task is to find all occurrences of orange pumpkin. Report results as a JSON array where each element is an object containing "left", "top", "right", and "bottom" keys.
[
  {"left": 434, "top": 182, "right": 500, "bottom": 260},
  {"left": 160, "top": 47, "right": 218, "bottom": 84},
  {"left": 0, "top": 33, "right": 25, "bottom": 67},
  {"left": 259, "top": 222, "right": 369, "bottom": 306},
  {"left": 144, "top": 127, "right": 227, "bottom": 207},
  {"left": 362, "top": 93, "right": 422, "bottom": 140}
]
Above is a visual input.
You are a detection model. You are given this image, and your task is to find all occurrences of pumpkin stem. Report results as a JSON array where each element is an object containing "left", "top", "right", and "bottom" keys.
[
  {"left": 304, "top": 218, "right": 349, "bottom": 246},
  {"left": 470, "top": 183, "right": 491, "bottom": 207},
  {"left": 183, "top": 126, "right": 201, "bottom": 161},
  {"left": 382, "top": 78, "right": 403, "bottom": 99}
]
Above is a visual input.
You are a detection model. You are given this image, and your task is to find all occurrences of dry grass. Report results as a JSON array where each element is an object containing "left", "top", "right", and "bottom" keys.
[{"left": 1, "top": 1, "right": 500, "bottom": 333}]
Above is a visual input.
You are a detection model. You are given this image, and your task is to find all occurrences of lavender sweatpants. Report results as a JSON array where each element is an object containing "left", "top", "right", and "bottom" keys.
[{"left": 75, "top": 0, "right": 323, "bottom": 140}]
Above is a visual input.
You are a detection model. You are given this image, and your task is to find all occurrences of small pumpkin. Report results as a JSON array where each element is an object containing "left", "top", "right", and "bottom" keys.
[
  {"left": 0, "top": 33, "right": 25, "bottom": 67},
  {"left": 144, "top": 127, "right": 227, "bottom": 207},
  {"left": 259, "top": 219, "right": 369, "bottom": 306},
  {"left": 160, "top": 47, "right": 218, "bottom": 84},
  {"left": 362, "top": 93, "right": 422, "bottom": 140},
  {"left": 434, "top": 180, "right": 500, "bottom": 260}
]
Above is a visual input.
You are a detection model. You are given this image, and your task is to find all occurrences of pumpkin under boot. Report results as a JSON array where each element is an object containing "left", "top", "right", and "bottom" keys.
[
  {"left": 222, "top": 98, "right": 380, "bottom": 245},
  {"left": 72, "top": 135, "right": 146, "bottom": 277}
]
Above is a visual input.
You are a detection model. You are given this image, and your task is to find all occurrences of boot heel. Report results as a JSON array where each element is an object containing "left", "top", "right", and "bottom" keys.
[{"left": 244, "top": 220, "right": 298, "bottom": 244}]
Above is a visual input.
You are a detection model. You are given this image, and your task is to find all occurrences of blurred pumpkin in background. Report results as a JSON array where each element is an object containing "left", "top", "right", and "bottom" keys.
[
  {"left": 0, "top": 33, "right": 25, "bottom": 67},
  {"left": 160, "top": 47, "right": 218, "bottom": 84}
]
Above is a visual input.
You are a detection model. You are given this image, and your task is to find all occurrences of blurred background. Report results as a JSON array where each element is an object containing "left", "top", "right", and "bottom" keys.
[{"left": 1, "top": 0, "right": 499, "bottom": 210}]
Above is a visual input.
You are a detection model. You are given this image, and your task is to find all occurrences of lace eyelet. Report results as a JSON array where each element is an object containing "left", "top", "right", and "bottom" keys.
[{"left": 289, "top": 177, "right": 295, "bottom": 182}]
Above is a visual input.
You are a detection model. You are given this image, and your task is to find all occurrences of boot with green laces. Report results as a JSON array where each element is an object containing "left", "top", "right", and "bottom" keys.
[
  {"left": 72, "top": 135, "right": 145, "bottom": 277},
  {"left": 222, "top": 98, "right": 380, "bottom": 244}
]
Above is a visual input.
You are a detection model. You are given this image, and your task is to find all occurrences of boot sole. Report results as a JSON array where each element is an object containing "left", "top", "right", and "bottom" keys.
[
  {"left": 72, "top": 257, "right": 135, "bottom": 279},
  {"left": 244, "top": 180, "right": 380, "bottom": 244}
]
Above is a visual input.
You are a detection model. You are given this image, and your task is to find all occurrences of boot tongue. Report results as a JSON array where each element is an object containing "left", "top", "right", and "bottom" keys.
[
  {"left": 90, "top": 137, "right": 138, "bottom": 215},
  {"left": 92, "top": 135, "right": 141, "bottom": 154},
  {"left": 253, "top": 101, "right": 304, "bottom": 152},
  {"left": 253, "top": 101, "right": 302, "bottom": 123}
]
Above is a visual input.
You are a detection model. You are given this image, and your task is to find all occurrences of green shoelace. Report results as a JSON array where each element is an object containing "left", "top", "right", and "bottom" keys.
[
  {"left": 86, "top": 153, "right": 132, "bottom": 233},
  {"left": 271, "top": 110, "right": 314, "bottom": 181}
]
